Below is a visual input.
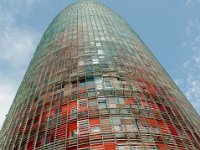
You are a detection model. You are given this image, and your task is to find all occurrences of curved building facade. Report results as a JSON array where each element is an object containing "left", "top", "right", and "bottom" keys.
[{"left": 0, "top": 0, "right": 200, "bottom": 149}]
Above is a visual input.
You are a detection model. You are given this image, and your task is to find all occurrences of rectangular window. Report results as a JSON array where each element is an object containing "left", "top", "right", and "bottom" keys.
[
  {"left": 108, "top": 97, "right": 117, "bottom": 108},
  {"left": 112, "top": 118, "right": 121, "bottom": 125},
  {"left": 88, "top": 99, "right": 97, "bottom": 107},
  {"left": 98, "top": 50, "right": 103, "bottom": 55},
  {"left": 98, "top": 98, "right": 107, "bottom": 109},
  {"left": 101, "top": 37, "right": 105, "bottom": 41},
  {"left": 88, "top": 90, "right": 96, "bottom": 97},
  {"left": 79, "top": 90, "right": 87, "bottom": 97},
  {"left": 117, "top": 97, "right": 124, "bottom": 104},
  {"left": 117, "top": 145, "right": 126, "bottom": 150},
  {"left": 95, "top": 76, "right": 103, "bottom": 89},
  {"left": 114, "top": 125, "right": 121, "bottom": 131},
  {"left": 78, "top": 100, "right": 87, "bottom": 108},
  {"left": 112, "top": 117, "right": 122, "bottom": 132},
  {"left": 78, "top": 120, "right": 89, "bottom": 134},
  {"left": 91, "top": 126, "right": 100, "bottom": 133},
  {"left": 79, "top": 61, "right": 84, "bottom": 66},
  {"left": 90, "top": 41, "right": 95, "bottom": 46},
  {"left": 96, "top": 42, "right": 101, "bottom": 47},
  {"left": 86, "top": 76, "right": 95, "bottom": 89},
  {"left": 92, "top": 59, "right": 99, "bottom": 64},
  {"left": 100, "top": 63, "right": 108, "bottom": 69},
  {"left": 86, "top": 65, "right": 93, "bottom": 72},
  {"left": 79, "top": 79, "right": 86, "bottom": 87},
  {"left": 105, "top": 81, "right": 112, "bottom": 88},
  {"left": 71, "top": 130, "right": 77, "bottom": 138}
]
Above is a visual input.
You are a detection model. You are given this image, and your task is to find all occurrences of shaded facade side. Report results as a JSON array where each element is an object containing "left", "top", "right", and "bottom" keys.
[{"left": 0, "top": 0, "right": 200, "bottom": 150}]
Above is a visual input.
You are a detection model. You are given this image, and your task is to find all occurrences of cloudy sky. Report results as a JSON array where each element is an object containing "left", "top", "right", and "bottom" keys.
[{"left": 0, "top": 0, "right": 200, "bottom": 128}]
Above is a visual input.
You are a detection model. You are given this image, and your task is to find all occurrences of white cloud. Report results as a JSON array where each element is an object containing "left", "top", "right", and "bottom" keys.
[
  {"left": 0, "top": 74, "right": 18, "bottom": 129},
  {"left": 180, "top": 19, "right": 200, "bottom": 114},
  {"left": 185, "top": 74, "right": 200, "bottom": 112},
  {"left": 186, "top": 0, "right": 192, "bottom": 5},
  {"left": 0, "top": 26, "right": 39, "bottom": 68},
  {"left": 185, "top": 0, "right": 200, "bottom": 5},
  {"left": 2, "top": 0, "right": 42, "bottom": 10},
  {"left": 0, "top": 12, "right": 14, "bottom": 25},
  {"left": 0, "top": 0, "right": 41, "bottom": 128},
  {"left": 0, "top": 0, "right": 41, "bottom": 68}
]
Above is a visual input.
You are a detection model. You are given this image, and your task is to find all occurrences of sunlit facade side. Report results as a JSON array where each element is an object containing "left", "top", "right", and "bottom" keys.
[{"left": 0, "top": 0, "right": 200, "bottom": 150}]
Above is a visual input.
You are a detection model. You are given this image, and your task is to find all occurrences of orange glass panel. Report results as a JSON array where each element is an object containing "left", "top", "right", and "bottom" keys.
[
  {"left": 90, "top": 118, "right": 100, "bottom": 125},
  {"left": 105, "top": 143, "right": 116, "bottom": 150}
]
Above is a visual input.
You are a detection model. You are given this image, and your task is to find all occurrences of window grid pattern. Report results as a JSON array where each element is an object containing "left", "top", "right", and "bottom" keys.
[{"left": 0, "top": 0, "right": 200, "bottom": 150}]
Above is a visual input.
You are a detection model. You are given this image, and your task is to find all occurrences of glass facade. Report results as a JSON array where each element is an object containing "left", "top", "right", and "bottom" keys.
[{"left": 0, "top": 0, "right": 200, "bottom": 149}]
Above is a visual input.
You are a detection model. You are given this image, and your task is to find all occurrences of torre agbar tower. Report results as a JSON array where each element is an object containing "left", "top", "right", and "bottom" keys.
[{"left": 1, "top": 0, "right": 200, "bottom": 150}]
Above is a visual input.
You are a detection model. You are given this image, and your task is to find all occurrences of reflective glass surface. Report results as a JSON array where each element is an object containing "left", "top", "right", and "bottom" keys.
[{"left": 0, "top": 0, "right": 200, "bottom": 150}]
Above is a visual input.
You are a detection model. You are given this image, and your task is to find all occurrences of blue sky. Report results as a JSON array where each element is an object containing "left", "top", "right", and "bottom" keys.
[{"left": 0, "top": 0, "right": 200, "bottom": 128}]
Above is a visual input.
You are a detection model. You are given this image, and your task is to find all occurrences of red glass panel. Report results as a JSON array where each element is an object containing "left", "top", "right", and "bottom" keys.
[
  {"left": 90, "top": 118, "right": 100, "bottom": 125},
  {"left": 105, "top": 143, "right": 116, "bottom": 150}
]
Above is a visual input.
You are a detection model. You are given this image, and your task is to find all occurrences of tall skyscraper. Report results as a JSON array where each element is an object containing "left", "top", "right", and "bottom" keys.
[{"left": 0, "top": 0, "right": 200, "bottom": 149}]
